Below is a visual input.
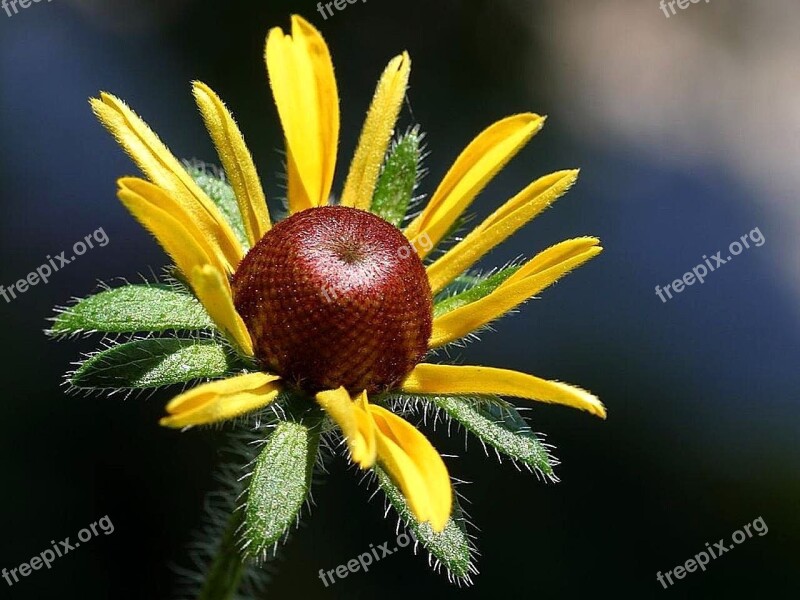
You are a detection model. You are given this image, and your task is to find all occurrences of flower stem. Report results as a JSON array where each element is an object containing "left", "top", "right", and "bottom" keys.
[{"left": 198, "top": 510, "right": 247, "bottom": 600}]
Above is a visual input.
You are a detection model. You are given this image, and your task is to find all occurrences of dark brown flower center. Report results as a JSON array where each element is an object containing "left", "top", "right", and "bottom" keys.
[{"left": 232, "top": 206, "right": 432, "bottom": 394}]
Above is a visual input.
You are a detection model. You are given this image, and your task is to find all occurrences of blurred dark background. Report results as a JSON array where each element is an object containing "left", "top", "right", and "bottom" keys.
[{"left": 1, "top": 0, "right": 798, "bottom": 597}]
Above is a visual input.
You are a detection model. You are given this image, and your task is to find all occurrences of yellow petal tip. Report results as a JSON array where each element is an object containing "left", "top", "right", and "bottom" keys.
[
  {"left": 526, "top": 112, "right": 546, "bottom": 125},
  {"left": 291, "top": 13, "right": 314, "bottom": 27},
  {"left": 158, "top": 416, "right": 184, "bottom": 429},
  {"left": 95, "top": 91, "right": 120, "bottom": 108},
  {"left": 576, "top": 384, "right": 608, "bottom": 421}
]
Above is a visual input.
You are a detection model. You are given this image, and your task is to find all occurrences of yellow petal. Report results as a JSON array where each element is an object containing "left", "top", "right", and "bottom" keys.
[
  {"left": 160, "top": 372, "right": 282, "bottom": 428},
  {"left": 341, "top": 52, "right": 411, "bottom": 210},
  {"left": 116, "top": 178, "right": 225, "bottom": 278},
  {"left": 285, "top": 148, "right": 307, "bottom": 215},
  {"left": 353, "top": 391, "right": 378, "bottom": 467},
  {"left": 402, "top": 363, "right": 606, "bottom": 418},
  {"left": 369, "top": 405, "right": 452, "bottom": 532},
  {"left": 499, "top": 237, "right": 600, "bottom": 289},
  {"left": 91, "top": 93, "right": 243, "bottom": 271},
  {"left": 403, "top": 114, "right": 545, "bottom": 257},
  {"left": 430, "top": 239, "right": 602, "bottom": 347},
  {"left": 192, "top": 81, "right": 272, "bottom": 246},
  {"left": 189, "top": 264, "right": 254, "bottom": 357},
  {"left": 117, "top": 179, "right": 252, "bottom": 355},
  {"left": 426, "top": 170, "right": 579, "bottom": 294},
  {"left": 265, "top": 15, "right": 339, "bottom": 212},
  {"left": 316, "top": 388, "right": 377, "bottom": 468}
]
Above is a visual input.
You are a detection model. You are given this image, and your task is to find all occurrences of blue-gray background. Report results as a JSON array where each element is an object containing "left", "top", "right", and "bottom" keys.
[{"left": 1, "top": 0, "right": 797, "bottom": 597}]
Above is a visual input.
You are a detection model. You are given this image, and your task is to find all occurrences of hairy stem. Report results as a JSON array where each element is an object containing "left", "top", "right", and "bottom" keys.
[{"left": 198, "top": 510, "right": 247, "bottom": 600}]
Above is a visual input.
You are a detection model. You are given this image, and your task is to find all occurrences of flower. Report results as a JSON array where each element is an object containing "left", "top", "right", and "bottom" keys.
[{"left": 89, "top": 15, "right": 604, "bottom": 535}]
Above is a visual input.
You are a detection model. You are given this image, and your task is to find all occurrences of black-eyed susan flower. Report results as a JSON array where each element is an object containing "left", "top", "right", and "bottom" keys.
[{"left": 50, "top": 14, "right": 604, "bottom": 592}]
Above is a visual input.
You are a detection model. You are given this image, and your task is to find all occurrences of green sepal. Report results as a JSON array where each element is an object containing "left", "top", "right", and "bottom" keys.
[
  {"left": 242, "top": 418, "right": 321, "bottom": 558},
  {"left": 430, "top": 395, "right": 557, "bottom": 479},
  {"left": 433, "top": 266, "right": 521, "bottom": 318},
  {"left": 375, "top": 467, "right": 476, "bottom": 584},
  {"left": 371, "top": 127, "right": 423, "bottom": 227},
  {"left": 185, "top": 161, "right": 250, "bottom": 250},
  {"left": 49, "top": 284, "right": 214, "bottom": 337},
  {"left": 70, "top": 338, "right": 238, "bottom": 390}
]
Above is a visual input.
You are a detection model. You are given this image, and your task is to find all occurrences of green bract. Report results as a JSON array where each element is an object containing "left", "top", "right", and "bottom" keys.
[
  {"left": 376, "top": 467, "right": 476, "bottom": 584},
  {"left": 243, "top": 420, "right": 321, "bottom": 558},
  {"left": 70, "top": 338, "right": 236, "bottom": 390},
  {"left": 370, "top": 127, "right": 423, "bottom": 227},
  {"left": 49, "top": 283, "right": 214, "bottom": 336},
  {"left": 430, "top": 395, "right": 557, "bottom": 479}
]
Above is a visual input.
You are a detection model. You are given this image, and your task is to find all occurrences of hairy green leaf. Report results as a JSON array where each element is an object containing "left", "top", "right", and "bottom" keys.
[
  {"left": 243, "top": 421, "right": 320, "bottom": 557},
  {"left": 70, "top": 338, "right": 235, "bottom": 389},
  {"left": 433, "top": 266, "right": 521, "bottom": 317},
  {"left": 50, "top": 284, "right": 214, "bottom": 336},
  {"left": 376, "top": 467, "right": 475, "bottom": 583},
  {"left": 371, "top": 127, "right": 423, "bottom": 227},
  {"left": 186, "top": 161, "right": 250, "bottom": 249},
  {"left": 431, "top": 395, "right": 556, "bottom": 478}
]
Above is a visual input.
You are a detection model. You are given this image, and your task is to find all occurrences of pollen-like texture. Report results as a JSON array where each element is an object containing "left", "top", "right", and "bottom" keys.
[{"left": 232, "top": 206, "right": 432, "bottom": 393}]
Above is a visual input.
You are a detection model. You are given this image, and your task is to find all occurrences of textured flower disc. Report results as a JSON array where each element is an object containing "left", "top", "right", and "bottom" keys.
[{"left": 233, "top": 206, "right": 433, "bottom": 393}]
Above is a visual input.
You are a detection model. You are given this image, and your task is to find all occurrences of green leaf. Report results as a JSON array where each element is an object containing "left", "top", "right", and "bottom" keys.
[
  {"left": 433, "top": 266, "right": 521, "bottom": 318},
  {"left": 376, "top": 467, "right": 475, "bottom": 583},
  {"left": 443, "top": 273, "right": 484, "bottom": 290},
  {"left": 185, "top": 161, "right": 250, "bottom": 249},
  {"left": 70, "top": 338, "right": 236, "bottom": 390},
  {"left": 430, "top": 395, "right": 556, "bottom": 479},
  {"left": 50, "top": 284, "right": 214, "bottom": 336},
  {"left": 371, "top": 127, "right": 423, "bottom": 227},
  {"left": 243, "top": 420, "right": 320, "bottom": 558}
]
